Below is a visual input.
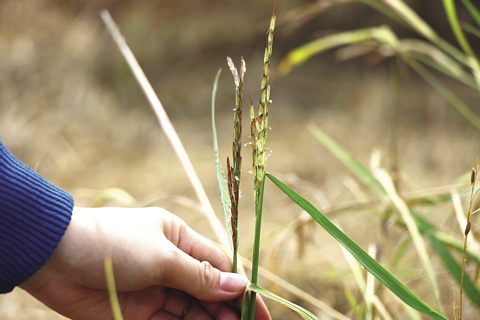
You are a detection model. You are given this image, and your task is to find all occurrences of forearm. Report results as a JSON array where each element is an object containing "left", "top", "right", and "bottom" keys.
[{"left": 0, "top": 141, "right": 73, "bottom": 293}]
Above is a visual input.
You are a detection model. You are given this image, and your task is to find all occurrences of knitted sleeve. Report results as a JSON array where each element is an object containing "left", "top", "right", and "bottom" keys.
[{"left": 0, "top": 141, "right": 73, "bottom": 293}]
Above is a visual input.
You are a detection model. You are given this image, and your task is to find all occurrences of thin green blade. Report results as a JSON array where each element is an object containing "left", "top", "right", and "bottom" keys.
[
  {"left": 266, "top": 173, "right": 447, "bottom": 320},
  {"left": 278, "top": 26, "right": 397, "bottom": 74},
  {"left": 211, "top": 69, "right": 233, "bottom": 250},
  {"left": 245, "top": 283, "right": 319, "bottom": 320},
  {"left": 463, "top": 0, "right": 480, "bottom": 27}
]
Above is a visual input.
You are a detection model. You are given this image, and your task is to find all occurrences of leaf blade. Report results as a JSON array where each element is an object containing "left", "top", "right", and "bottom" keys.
[
  {"left": 266, "top": 173, "right": 447, "bottom": 320},
  {"left": 211, "top": 69, "right": 233, "bottom": 250},
  {"left": 245, "top": 283, "right": 319, "bottom": 320}
]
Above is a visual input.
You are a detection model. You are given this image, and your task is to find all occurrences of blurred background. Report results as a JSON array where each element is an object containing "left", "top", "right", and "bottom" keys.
[{"left": 1, "top": 0, "right": 479, "bottom": 319}]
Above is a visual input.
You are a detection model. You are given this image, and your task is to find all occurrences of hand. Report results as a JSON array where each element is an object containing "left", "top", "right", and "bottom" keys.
[{"left": 20, "top": 207, "right": 270, "bottom": 320}]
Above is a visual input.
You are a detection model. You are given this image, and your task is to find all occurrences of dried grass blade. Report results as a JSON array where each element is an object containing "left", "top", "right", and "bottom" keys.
[
  {"left": 100, "top": 10, "right": 228, "bottom": 248},
  {"left": 383, "top": 0, "right": 464, "bottom": 63},
  {"left": 372, "top": 162, "right": 443, "bottom": 313},
  {"left": 383, "top": 0, "right": 437, "bottom": 42},
  {"left": 397, "top": 39, "right": 475, "bottom": 88}
]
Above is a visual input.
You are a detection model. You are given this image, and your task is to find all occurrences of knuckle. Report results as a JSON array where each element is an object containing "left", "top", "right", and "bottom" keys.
[{"left": 197, "top": 260, "right": 218, "bottom": 291}]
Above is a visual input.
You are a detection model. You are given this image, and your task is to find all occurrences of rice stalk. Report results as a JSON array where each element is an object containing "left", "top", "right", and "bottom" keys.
[
  {"left": 226, "top": 57, "right": 246, "bottom": 273},
  {"left": 247, "top": 6, "right": 276, "bottom": 319}
]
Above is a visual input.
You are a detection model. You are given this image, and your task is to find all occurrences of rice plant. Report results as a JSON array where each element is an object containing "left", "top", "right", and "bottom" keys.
[
  {"left": 102, "top": 2, "right": 479, "bottom": 318},
  {"left": 212, "top": 3, "right": 453, "bottom": 320}
]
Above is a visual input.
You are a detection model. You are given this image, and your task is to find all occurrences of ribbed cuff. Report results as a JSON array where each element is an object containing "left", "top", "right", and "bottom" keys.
[{"left": 0, "top": 142, "right": 73, "bottom": 293}]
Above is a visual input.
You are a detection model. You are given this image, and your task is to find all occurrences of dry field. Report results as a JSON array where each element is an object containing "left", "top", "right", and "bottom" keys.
[{"left": 1, "top": 1, "right": 479, "bottom": 319}]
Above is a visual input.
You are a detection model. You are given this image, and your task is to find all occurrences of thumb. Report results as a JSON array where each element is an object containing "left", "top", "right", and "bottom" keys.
[{"left": 159, "top": 244, "right": 248, "bottom": 301}]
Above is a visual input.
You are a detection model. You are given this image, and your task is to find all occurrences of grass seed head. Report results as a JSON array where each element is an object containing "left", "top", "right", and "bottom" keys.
[{"left": 471, "top": 166, "right": 477, "bottom": 186}]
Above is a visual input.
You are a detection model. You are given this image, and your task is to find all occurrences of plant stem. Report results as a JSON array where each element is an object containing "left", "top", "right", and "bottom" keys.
[
  {"left": 227, "top": 57, "right": 246, "bottom": 274},
  {"left": 247, "top": 6, "right": 276, "bottom": 319},
  {"left": 459, "top": 164, "right": 477, "bottom": 320},
  {"left": 248, "top": 176, "right": 266, "bottom": 320}
]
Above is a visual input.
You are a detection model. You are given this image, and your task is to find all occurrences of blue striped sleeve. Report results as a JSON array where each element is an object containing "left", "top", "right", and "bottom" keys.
[{"left": 0, "top": 141, "right": 73, "bottom": 293}]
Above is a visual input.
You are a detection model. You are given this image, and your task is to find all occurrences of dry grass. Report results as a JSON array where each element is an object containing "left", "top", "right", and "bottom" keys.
[{"left": 1, "top": 0, "right": 479, "bottom": 319}]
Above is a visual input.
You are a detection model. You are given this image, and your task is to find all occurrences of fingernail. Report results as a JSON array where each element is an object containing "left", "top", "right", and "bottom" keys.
[{"left": 220, "top": 272, "right": 247, "bottom": 292}]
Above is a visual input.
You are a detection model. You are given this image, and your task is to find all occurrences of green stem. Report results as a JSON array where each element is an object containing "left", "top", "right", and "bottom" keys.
[
  {"left": 443, "top": 0, "right": 477, "bottom": 59},
  {"left": 248, "top": 175, "right": 266, "bottom": 320},
  {"left": 459, "top": 166, "right": 477, "bottom": 320}
]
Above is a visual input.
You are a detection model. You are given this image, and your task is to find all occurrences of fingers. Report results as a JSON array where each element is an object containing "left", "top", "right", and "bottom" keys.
[
  {"left": 254, "top": 295, "right": 271, "bottom": 320},
  {"left": 157, "top": 209, "right": 270, "bottom": 319},
  {"left": 158, "top": 211, "right": 251, "bottom": 300},
  {"left": 157, "top": 242, "right": 248, "bottom": 301},
  {"left": 155, "top": 242, "right": 269, "bottom": 319},
  {"left": 154, "top": 289, "right": 240, "bottom": 320},
  {"left": 236, "top": 291, "right": 271, "bottom": 320},
  {"left": 122, "top": 287, "right": 240, "bottom": 320},
  {"left": 161, "top": 212, "right": 232, "bottom": 272}
]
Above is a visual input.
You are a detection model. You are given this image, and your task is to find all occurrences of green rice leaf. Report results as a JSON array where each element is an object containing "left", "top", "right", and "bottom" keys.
[
  {"left": 211, "top": 69, "right": 233, "bottom": 250},
  {"left": 310, "top": 125, "right": 480, "bottom": 306},
  {"left": 245, "top": 283, "right": 319, "bottom": 320},
  {"left": 443, "top": 0, "right": 480, "bottom": 90},
  {"left": 462, "top": 0, "right": 480, "bottom": 27},
  {"left": 266, "top": 173, "right": 447, "bottom": 320},
  {"left": 443, "top": 0, "right": 476, "bottom": 59},
  {"left": 278, "top": 26, "right": 397, "bottom": 74}
]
